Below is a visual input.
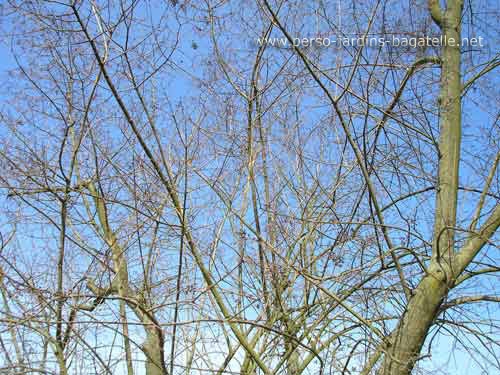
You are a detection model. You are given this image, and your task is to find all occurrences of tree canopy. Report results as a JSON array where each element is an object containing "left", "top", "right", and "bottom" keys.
[{"left": 0, "top": 1, "right": 499, "bottom": 374}]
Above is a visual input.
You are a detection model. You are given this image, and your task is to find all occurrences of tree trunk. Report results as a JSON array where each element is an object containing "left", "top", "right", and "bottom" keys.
[
  {"left": 380, "top": 0, "right": 464, "bottom": 374},
  {"left": 144, "top": 327, "right": 168, "bottom": 375}
]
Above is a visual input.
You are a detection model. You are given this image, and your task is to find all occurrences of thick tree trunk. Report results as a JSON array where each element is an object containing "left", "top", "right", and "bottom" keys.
[
  {"left": 381, "top": 264, "right": 448, "bottom": 374},
  {"left": 144, "top": 327, "right": 168, "bottom": 375},
  {"left": 380, "top": 1, "right": 464, "bottom": 374}
]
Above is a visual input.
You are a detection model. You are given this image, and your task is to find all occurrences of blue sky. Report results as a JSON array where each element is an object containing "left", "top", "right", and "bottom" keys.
[{"left": 0, "top": 1, "right": 498, "bottom": 374}]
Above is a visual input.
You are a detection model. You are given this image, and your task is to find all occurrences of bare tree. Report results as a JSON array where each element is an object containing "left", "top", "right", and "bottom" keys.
[{"left": 0, "top": 1, "right": 499, "bottom": 375}]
